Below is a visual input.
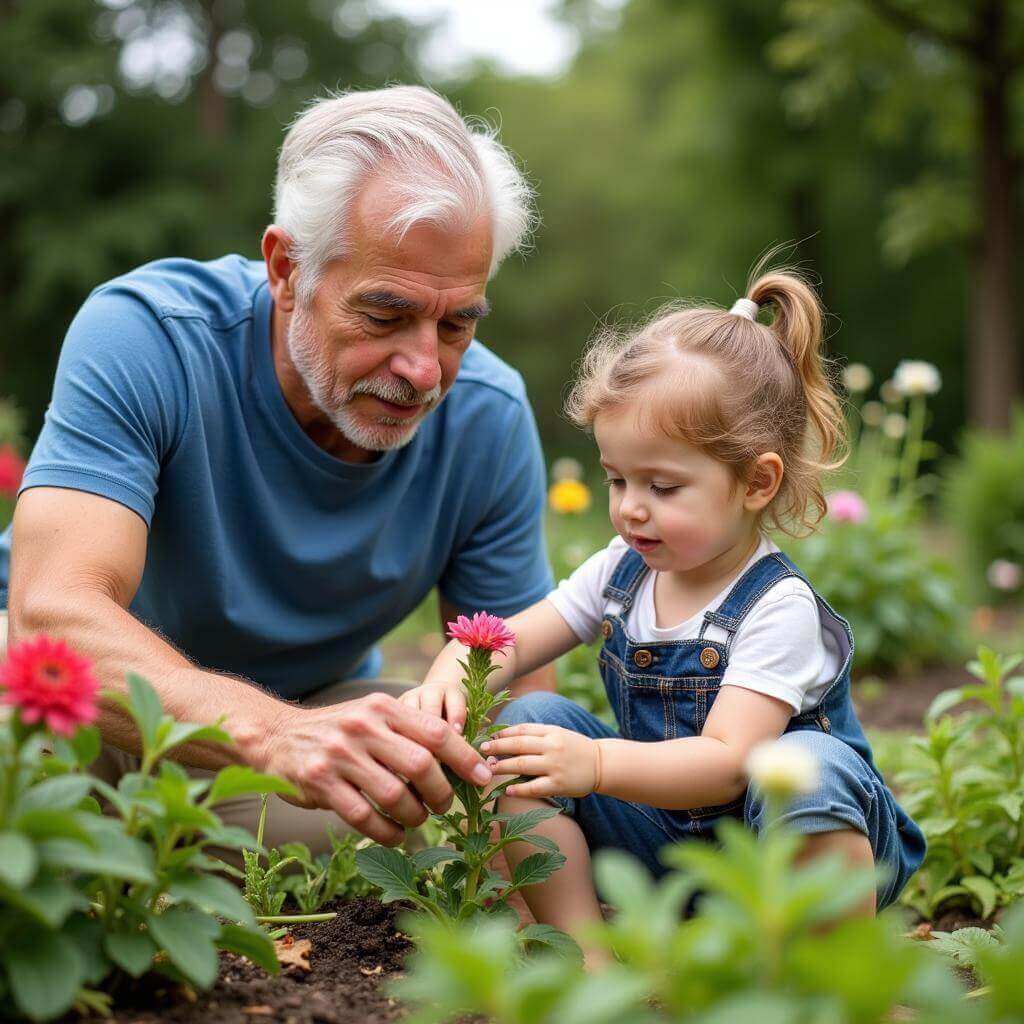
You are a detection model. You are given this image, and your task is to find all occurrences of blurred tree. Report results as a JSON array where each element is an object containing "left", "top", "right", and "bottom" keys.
[
  {"left": 772, "top": 0, "right": 1024, "bottom": 432},
  {"left": 0, "top": 0, "right": 425, "bottom": 430}
]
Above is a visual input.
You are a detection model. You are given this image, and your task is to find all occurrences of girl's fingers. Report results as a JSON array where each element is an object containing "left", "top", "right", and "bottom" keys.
[
  {"left": 444, "top": 689, "right": 467, "bottom": 734},
  {"left": 493, "top": 723, "right": 550, "bottom": 738},
  {"left": 481, "top": 734, "right": 546, "bottom": 756},
  {"left": 505, "top": 779, "right": 554, "bottom": 799},
  {"left": 488, "top": 755, "right": 548, "bottom": 777}
]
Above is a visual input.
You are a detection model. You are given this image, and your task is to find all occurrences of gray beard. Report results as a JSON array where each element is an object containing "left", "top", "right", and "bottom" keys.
[{"left": 286, "top": 307, "right": 443, "bottom": 452}]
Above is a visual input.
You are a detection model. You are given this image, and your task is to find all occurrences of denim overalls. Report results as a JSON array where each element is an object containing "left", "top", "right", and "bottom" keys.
[{"left": 498, "top": 547, "right": 927, "bottom": 909}]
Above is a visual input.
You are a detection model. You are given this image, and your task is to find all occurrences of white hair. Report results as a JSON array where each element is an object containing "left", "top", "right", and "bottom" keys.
[{"left": 273, "top": 85, "right": 537, "bottom": 303}]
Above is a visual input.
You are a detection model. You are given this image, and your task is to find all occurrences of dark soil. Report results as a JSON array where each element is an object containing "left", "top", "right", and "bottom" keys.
[
  {"left": 853, "top": 664, "right": 975, "bottom": 732},
  {"left": 81, "top": 898, "right": 413, "bottom": 1024}
]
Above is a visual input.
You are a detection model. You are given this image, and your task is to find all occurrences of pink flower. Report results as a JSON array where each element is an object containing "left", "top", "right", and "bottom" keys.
[
  {"left": 1, "top": 635, "right": 100, "bottom": 736},
  {"left": 446, "top": 612, "right": 516, "bottom": 654},
  {"left": 0, "top": 445, "right": 24, "bottom": 497},
  {"left": 827, "top": 490, "right": 868, "bottom": 524}
]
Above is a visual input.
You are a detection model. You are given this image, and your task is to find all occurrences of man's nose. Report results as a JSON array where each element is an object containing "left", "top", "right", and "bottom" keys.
[{"left": 390, "top": 327, "right": 442, "bottom": 394}]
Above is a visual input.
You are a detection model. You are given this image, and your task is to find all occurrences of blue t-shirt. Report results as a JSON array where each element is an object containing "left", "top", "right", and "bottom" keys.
[{"left": 0, "top": 256, "right": 552, "bottom": 698}]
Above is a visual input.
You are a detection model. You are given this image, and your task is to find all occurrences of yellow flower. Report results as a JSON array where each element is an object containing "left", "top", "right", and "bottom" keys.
[{"left": 548, "top": 479, "right": 592, "bottom": 514}]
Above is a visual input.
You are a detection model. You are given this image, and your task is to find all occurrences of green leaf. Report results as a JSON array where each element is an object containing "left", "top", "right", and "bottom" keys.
[
  {"left": 14, "top": 808, "right": 92, "bottom": 844},
  {"left": 217, "top": 923, "right": 280, "bottom": 974},
  {"left": 40, "top": 825, "right": 155, "bottom": 883},
  {"left": 521, "top": 832, "right": 562, "bottom": 854},
  {"left": 146, "top": 906, "right": 221, "bottom": 988},
  {"left": 517, "top": 924, "right": 584, "bottom": 964},
  {"left": 501, "top": 806, "right": 561, "bottom": 841},
  {"left": 65, "top": 914, "right": 110, "bottom": 984},
  {"left": 511, "top": 851, "right": 566, "bottom": 889},
  {"left": 17, "top": 774, "right": 93, "bottom": 813},
  {"left": 168, "top": 873, "right": 255, "bottom": 925},
  {"left": 926, "top": 688, "right": 967, "bottom": 720},
  {"left": 125, "top": 672, "right": 165, "bottom": 749},
  {"left": 205, "top": 765, "right": 297, "bottom": 805},
  {"left": 0, "top": 870, "right": 89, "bottom": 928},
  {"left": 962, "top": 875, "right": 999, "bottom": 919},
  {"left": 105, "top": 928, "right": 157, "bottom": 977},
  {"left": 3, "top": 928, "right": 85, "bottom": 1021},
  {"left": 0, "top": 831, "right": 37, "bottom": 887},
  {"left": 71, "top": 725, "right": 102, "bottom": 766},
  {"left": 157, "top": 721, "right": 233, "bottom": 758},
  {"left": 354, "top": 845, "right": 420, "bottom": 903},
  {"left": 413, "top": 847, "right": 465, "bottom": 873}
]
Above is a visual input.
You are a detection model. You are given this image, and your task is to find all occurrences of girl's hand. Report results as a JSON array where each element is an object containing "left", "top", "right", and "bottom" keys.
[
  {"left": 399, "top": 681, "right": 469, "bottom": 734},
  {"left": 481, "top": 723, "right": 601, "bottom": 798}
]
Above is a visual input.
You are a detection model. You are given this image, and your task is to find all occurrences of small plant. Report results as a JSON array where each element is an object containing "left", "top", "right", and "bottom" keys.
[
  {"left": 276, "top": 830, "right": 372, "bottom": 913},
  {"left": 0, "top": 635, "right": 290, "bottom": 1021},
  {"left": 356, "top": 614, "right": 574, "bottom": 952},
  {"left": 897, "top": 646, "right": 1024, "bottom": 920}
]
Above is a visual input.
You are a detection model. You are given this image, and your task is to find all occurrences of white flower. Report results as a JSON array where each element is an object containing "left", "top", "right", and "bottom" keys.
[
  {"left": 746, "top": 741, "right": 821, "bottom": 798},
  {"left": 842, "top": 363, "right": 873, "bottom": 393},
  {"left": 861, "top": 401, "right": 885, "bottom": 427},
  {"left": 892, "top": 360, "right": 941, "bottom": 397},
  {"left": 987, "top": 559, "right": 1022, "bottom": 592},
  {"left": 883, "top": 413, "right": 907, "bottom": 440},
  {"left": 550, "top": 456, "right": 584, "bottom": 482},
  {"left": 561, "top": 542, "right": 590, "bottom": 569}
]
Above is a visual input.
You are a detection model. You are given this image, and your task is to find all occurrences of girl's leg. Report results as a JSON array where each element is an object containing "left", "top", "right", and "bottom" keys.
[
  {"left": 796, "top": 830, "right": 876, "bottom": 915},
  {"left": 499, "top": 793, "right": 610, "bottom": 969}
]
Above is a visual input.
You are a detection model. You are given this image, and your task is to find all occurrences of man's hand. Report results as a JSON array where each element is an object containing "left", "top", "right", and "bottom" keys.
[
  {"left": 398, "top": 680, "right": 469, "bottom": 733},
  {"left": 481, "top": 723, "right": 601, "bottom": 799},
  {"left": 255, "top": 692, "right": 493, "bottom": 846}
]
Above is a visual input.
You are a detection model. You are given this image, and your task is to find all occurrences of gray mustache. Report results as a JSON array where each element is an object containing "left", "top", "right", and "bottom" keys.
[{"left": 351, "top": 376, "right": 442, "bottom": 407}]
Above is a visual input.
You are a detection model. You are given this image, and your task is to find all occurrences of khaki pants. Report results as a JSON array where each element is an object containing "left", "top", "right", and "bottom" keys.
[{"left": 0, "top": 612, "right": 413, "bottom": 857}]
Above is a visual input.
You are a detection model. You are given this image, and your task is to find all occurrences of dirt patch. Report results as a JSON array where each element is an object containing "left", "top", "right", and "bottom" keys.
[
  {"left": 853, "top": 664, "right": 975, "bottom": 732},
  {"left": 79, "top": 898, "right": 412, "bottom": 1024}
]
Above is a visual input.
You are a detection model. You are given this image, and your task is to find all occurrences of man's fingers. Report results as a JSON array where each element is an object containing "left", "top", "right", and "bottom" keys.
[
  {"left": 367, "top": 733, "right": 453, "bottom": 814},
  {"left": 385, "top": 701, "right": 492, "bottom": 786},
  {"left": 313, "top": 777, "right": 405, "bottom": 846},
  {"left": 489, "top": 755, "right": 547, "bottom": 777},
  {"left": 345, "top": 756, "right": 429, "bottom": 830},
  {"left": 421, "top": 686, "right": 445, "bottom": 720}
]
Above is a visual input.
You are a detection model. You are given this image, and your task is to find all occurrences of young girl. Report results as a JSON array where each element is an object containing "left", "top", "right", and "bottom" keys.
[{"left": 401, "top": 267, "right": 925, "bottom": 951}]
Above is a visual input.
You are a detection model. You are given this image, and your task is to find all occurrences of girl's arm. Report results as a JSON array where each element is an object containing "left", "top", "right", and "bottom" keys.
[
  {"left": 486, "top": 685, "right": 793, "bottom": 808},
  {"left": 402, "top": 599, "right": 582, "bottom": 730},
  {"left": 594, "top": 686, "right": 793, "bottom": 808}
]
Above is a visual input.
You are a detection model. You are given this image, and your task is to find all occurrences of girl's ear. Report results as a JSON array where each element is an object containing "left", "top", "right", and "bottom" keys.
[{"left": 744, "top": 453, "right": 784, "bottom": 512}]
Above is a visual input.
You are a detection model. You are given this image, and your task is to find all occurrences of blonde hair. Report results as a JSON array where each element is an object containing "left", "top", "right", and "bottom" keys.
[{"left": 565, "top": 263, "right": 846, "bottom": 536}]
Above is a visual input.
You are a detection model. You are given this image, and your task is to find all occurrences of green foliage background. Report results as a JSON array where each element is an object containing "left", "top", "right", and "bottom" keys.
[{"left": 3, "top": 0, "right": 1022, "bottom": 461}]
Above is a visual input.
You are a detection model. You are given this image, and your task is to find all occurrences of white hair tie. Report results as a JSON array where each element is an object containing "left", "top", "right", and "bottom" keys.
[{"left": 729, "top": 298, "right": 760, "bottom": 321}]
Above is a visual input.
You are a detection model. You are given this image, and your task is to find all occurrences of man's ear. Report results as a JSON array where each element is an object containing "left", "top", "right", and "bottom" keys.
[
  {"left": 262, "top": 225, "right": 299, "bottom": 313},
  {"left": 744, "top": 453, "right": 784, "bottom": 512}
]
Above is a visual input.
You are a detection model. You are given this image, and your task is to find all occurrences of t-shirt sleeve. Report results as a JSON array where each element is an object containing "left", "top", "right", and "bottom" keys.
[
  {"left": 19, "top": 286, "right": 188, "bottom": 526},
  {"left": 546, "top": 536, "right": 625, "bottom": 643},
  {"left": 438, "top": 399, "right": 553, "bottom": 619},
  {"left": 720, "top": 579, "right": 826, "bottom": 713}
]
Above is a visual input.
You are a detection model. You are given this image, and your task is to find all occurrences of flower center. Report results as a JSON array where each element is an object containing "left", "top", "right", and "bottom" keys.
[{"left": 40, "top": 662, "right": 65, "bottom": 687}]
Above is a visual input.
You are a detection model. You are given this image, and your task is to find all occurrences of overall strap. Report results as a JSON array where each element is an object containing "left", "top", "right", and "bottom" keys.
[
  {"left": 699, "top": 551, "right": 804, "bottom": 638},
  {"left": 601, "top": 546, "right": 650, "bottom": 612}
]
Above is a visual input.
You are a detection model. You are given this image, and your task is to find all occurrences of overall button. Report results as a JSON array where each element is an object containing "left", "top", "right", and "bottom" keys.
[
  {"left": 601, "top": 620, "right": 613, "bottom": 640},
  {"left": 820, "top": 714, "right": 831, "bottom": 731},
  {"left": 633, "top": 649, "right": 653, "bottom": 668},
  {"left": 700, "top": 647, "right": 720, "bottom": 669}
]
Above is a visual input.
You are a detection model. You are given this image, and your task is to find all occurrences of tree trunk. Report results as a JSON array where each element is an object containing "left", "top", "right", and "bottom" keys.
[
  {"left": 971, "top": 1, "right": 1019, "bottom": 431},
  {"left": 198, "top": 0, "right": 226, "bottom": 140}
]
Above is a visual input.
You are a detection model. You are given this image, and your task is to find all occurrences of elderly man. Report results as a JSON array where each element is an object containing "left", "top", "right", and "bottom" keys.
[{"left": 0, "top": 86, "right": 555, "bottom": 850}]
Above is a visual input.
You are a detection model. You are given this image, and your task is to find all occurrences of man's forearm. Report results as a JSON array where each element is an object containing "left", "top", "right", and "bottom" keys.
[{"left": 10, "top": 588, "right": 289, "bottom": 772}]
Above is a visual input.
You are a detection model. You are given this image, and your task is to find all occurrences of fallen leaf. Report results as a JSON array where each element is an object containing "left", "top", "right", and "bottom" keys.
[
  {"left": 243, "top": 1006, "right": 274, "bottom": 1016},
  {"left": 905, "top": 923, "right": 933, "bottom": 941},
  {"left": 274, "top": 936, "right": 312, "bottom": 972},
  {"left": 359, "top": 964, "right": 383, "bottom": 976}
]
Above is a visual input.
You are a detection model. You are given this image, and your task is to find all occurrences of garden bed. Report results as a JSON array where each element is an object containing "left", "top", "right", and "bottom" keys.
[{"left": 78, "top": 898, "right": 409, "bottom": 1024}]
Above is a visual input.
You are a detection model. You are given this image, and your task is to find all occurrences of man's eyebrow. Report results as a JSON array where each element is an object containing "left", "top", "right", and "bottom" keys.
[
  {"left": 355, "top": 290, "right": 424, "bottom": 313},
  {"left": 452, "top": 300, "right": 491, "bottom": 321}
]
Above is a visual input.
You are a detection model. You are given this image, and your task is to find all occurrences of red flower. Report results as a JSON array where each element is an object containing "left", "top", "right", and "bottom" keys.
[
  {"left": 1, "top": 636, "right": 100, "bottom": 736},
  {"left": 0, "top": 445, "right": 24, "bottom": 497},
  {"left": 446, "top": 612, "right": 516, "bottom": 654}
]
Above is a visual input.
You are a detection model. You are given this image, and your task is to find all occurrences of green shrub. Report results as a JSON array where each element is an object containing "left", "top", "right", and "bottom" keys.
[
  {"left": 944, "top": 407, "right": 1024, "bottom": 603},
  {"left": 782, "top": 498, "right": 963, "bottom": 674}
]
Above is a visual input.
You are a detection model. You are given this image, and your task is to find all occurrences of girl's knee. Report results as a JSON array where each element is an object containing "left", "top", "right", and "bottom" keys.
[{"left": 497, "top": 690, "right": 584, "bottom": 729}]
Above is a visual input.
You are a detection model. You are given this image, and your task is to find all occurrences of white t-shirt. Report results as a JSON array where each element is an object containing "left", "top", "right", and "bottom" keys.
[{"left": 547, "top": 535, "right": 846, "bottom": 714}]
